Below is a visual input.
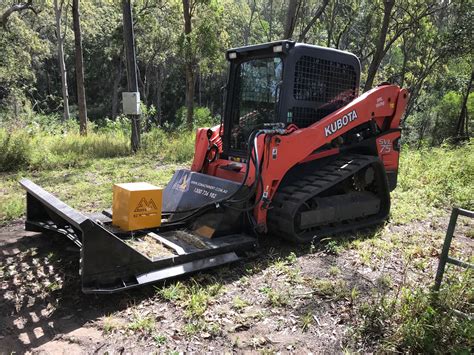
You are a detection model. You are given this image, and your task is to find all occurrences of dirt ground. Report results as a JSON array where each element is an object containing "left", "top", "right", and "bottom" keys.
[{"left": 1, "top": 214, "right": 472, "bottom": 354}]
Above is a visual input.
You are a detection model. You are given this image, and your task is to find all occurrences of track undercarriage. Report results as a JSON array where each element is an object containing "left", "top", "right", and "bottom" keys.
[{"left": 268, "top": 154, "right": 390, "bottom": 243}]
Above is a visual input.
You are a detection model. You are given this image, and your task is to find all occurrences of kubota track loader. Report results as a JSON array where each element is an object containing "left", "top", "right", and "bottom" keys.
[{"left": 20, "top": 41, "right": 408, "bottom": 293}]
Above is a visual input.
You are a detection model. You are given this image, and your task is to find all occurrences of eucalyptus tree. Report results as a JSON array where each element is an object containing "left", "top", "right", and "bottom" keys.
[
  {"left": 72, "top": 0, "right": 87, "bottom": 135},
  {"left": 53, "top": 0, "right": 70, "bottom": 121}
]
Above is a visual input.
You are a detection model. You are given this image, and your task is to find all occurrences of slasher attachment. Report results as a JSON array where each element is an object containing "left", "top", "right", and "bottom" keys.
[{"left": 20, "top": 178, "right": 257, "bottom": 293}]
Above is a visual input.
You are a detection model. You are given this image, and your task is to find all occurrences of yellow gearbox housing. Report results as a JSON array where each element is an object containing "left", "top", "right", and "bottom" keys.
[{"left": 112, "top": 182, "right": 163, "bottom": 231}]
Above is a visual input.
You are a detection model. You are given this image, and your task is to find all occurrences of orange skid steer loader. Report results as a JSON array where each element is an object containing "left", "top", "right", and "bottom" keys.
[{"left": 20, "top": 41, "right": 408, "bottom": 293}]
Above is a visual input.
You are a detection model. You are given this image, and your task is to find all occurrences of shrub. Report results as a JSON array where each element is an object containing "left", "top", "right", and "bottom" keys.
[
  {"left": 141, "top": 128, "right": 195, "bottom": 163},
  {"left": 0, "top": 129, "right": 32, "bottom": 171},
  {"left": 175, "top": 106, "right": 219, "bottom": 129}
]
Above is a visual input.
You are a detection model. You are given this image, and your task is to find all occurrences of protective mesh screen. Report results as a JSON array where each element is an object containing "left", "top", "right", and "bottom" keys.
[{"left": 292, "top": 56, "right": 357, "bottom": 128}]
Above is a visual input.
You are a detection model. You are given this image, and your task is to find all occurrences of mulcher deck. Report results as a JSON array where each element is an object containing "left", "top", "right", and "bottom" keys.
[
  {"left": 20, "top": 179, "right": 257, "bottom": 293},
  {"left": 268, "top": 154, "right": 390, "bottom": 243}
]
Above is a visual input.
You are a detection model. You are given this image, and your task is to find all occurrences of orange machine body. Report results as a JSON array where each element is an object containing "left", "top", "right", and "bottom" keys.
[{"left": 191, "top": 84, "right": 408, "bottom": 232}]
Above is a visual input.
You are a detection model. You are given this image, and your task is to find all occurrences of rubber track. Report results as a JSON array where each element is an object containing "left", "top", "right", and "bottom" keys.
[{"left": 267, "top": 154, "right": 390, "bottom": 243}]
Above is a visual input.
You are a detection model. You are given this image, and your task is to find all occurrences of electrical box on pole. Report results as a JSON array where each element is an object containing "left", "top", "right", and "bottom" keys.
[{"left": 122, "top": 92, "right": 141, "bottom": 115}]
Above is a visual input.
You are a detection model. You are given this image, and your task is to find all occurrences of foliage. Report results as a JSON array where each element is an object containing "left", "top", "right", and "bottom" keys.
[
  {"left": 0, "top": 129, "right": 32, "bottom": 172},
  {"left": 355, "top": 270, "right": 474, "bottom": 353},
  {"left": 0, "top": 0, "right": 471, "bottom": 143},
  {"left": 175, "top": 106, "right": 219, "bottom": 129}
]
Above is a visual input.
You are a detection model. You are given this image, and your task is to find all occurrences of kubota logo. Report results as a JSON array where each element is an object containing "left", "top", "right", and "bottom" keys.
[
  {"left": 134, "top": 197, "right": 158, "bottom": 213},
  {"left": 324, "top": 110, "right": 358, "bottom": 137}
]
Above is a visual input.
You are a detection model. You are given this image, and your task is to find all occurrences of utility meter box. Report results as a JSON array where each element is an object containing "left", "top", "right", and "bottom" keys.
[
  {"left": 122, "top": 92, "right": 141, "bottom": 115},
  {"left": 112, "top": 182, "right": 162, "bottom": 231}
]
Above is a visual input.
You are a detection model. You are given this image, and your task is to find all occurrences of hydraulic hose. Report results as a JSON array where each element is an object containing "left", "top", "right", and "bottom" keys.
[{"left": 160, "top": 129, "right": 264, "bottom": 225}]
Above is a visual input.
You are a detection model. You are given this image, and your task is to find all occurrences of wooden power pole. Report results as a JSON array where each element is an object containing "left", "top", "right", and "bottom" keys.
[{"left": 122, "top": 0, "right": 140, "bottom": 152}]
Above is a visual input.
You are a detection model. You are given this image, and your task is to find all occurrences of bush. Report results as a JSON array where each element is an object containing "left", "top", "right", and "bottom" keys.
[
  {"left": 0, "top": 129, "right": 32, "bottom": 171},
  {"left": 95, "top": 115, "right": 131, "bottom": 135},
  {"left": 141, "top": 128, "right": 195, "bottom": 163},
  {"left": 175, "top": 106, "right": 219, "bottom": 129}
]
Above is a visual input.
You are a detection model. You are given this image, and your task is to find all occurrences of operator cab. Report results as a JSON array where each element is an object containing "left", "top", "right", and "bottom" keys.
[{"left": 223, "top": 40, "right": 361, "bottom": 158}]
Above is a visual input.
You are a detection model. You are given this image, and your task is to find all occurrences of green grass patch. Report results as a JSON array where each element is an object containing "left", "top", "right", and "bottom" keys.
[
  {"left": 260, "top": 285, "right": 291, "bottom": 307},
  {"left": 128, "top": 313, "right": 155, "bottom": 333},
  {"left": 0, "top": 155, "right": 178, "bottom": 225},
  {"left": 353, "top": 270, "right": 474, "bottom": 353},
  {"left": 157, "top": 280, "right": 224, "bottom": 319},
  {"left": 392, "top": 143, "right": 473, "bottom": 223}
]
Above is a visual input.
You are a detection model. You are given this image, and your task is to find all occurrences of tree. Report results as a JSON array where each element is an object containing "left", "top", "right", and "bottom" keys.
[
  {"left": 54, "top": 0, "right": 70, "bottom": 121},
  {"left": 0, "top": 0, "right": 36, "bottom": 28},
  {"left": 298, "top": 0, "right": 329, "bottom": 42},
  {"left": 363, "top": 0, "right": 394, "bottom": 92},
  {"left": 182, "top": 0, "right": 195, "bottom": 129},
  {"left": 72, "top": 0, "right": 87, "bottom": 135},
  {"left": 283, "top": 0, "right": 299, "bottom": 39},
  {"left": 455, "top": 68, "right": 473, "bottom": 140}
]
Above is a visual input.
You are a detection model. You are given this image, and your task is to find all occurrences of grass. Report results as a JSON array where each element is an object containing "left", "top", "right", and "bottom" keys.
[
  {"left": 102, "top": 315, "right": 126, "bottom": 334},
  {"left": 310, "top": 278, "right": 351, "bottom": 301},
  {"left": 232, "top": 296, "right": 250, "bottom": 311},
  {"left": 128, "top": 313, "right": 156, "bottom": 333},
  {"left": 391, "top": 143, "right": 474, "bottom": 224},
  {"left": 300, "top": 311, "right": 313, "bottom": 332},
  {"left": 1, "top": 122, "right": 473, "bottom": 351},
  {"left": 0, "top": 155, "right": 179, "bottom": 225},
  {"left": 0, "top": 125, "right": 197, "bottom": 225},
  {"left": 353, "top": 269, "right": 474, "bottom": 353},
  {"left": 157, "top": 280, "right": 224, "bottom": 320},
  {"left": 260, "top": 285, "right": 291, "bottom": 307}
]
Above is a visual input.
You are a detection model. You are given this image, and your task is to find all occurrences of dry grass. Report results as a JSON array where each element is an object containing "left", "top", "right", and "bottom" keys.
[{"left": 126, "top": 235, "right": 175, "bottom": 259}]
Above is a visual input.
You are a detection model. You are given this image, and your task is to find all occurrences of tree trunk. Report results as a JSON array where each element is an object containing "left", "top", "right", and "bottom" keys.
[
  {"left": 268, "top": 0, "right": 273, "bottom": 41},
  {"left": 363, "top": 0, "right": 395, "bottom": 92},
  {"left": 326, "top": 0, "right": 336, "bottom": 47},
  {"left": 456, "top": 68, "right": 474, "bottom": 140},
  {"left": 155, "top": 65, "right": 163, "bottom": 126},
  {"left": 399, "top": 36, "right": 409, "bottom": 88},
  {"left": 284, "top": 0, "right": 298, "bottom": 39},
  {"left": 298, "top": 0, "right": 329, "bottom": 42},
  {"left": 111, "top": 58, "right": 123, "bottom": 119},
  {"left": 72, "top": 0, "right": 87, "bottom": 135},
  {"left": 243, "top": 0, "right": 256, "bottom": 45},
  {"left": 54, "top": 0, "right": 70, "bottom": 121},
  {"left": 183, "top": 0, "right": 194, "bottom": 130}
]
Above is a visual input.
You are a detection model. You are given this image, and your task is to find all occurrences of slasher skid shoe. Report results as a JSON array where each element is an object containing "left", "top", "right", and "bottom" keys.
[{"left": 20, "top": 41, "right": 408, "bottom": 293}]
